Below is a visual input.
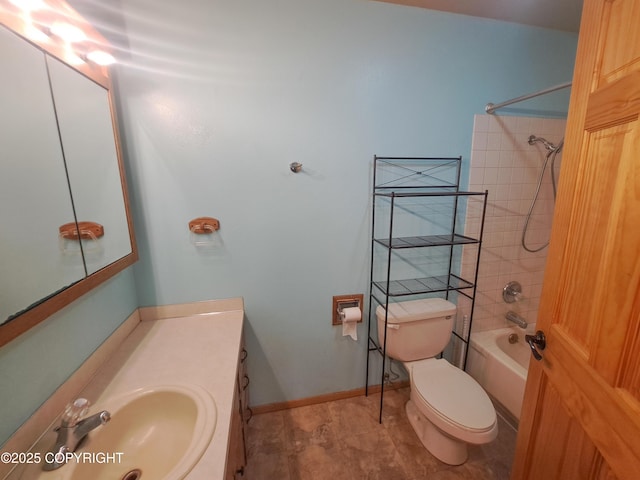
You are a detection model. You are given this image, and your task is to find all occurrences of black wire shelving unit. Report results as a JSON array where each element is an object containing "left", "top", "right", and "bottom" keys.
[{"left": 365, "top": 156, "right": 488, "bottom": 423}]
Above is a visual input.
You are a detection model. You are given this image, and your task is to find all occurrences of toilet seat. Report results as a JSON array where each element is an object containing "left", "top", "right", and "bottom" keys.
[{"left": 406, "top": 358, "right": 498, "bottom": 445}]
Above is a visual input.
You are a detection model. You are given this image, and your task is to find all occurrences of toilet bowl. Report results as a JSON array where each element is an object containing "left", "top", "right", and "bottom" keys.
[
  {"left": 376, "top": 298, "right": 498, "bottom": 465},
  {"left": 404, "top": 358, "right": 497, "bottom": 464}
]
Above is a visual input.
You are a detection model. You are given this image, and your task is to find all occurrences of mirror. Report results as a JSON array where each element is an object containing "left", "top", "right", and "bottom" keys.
[
  {"left": 46, "top": 55, "right": 132, "bottom": 275},
  {"left": 0, "top": 26, "right": 86, "bottom": 322},
  {"left": 0, "top": 5, "right": 137, "bottom": 346}
]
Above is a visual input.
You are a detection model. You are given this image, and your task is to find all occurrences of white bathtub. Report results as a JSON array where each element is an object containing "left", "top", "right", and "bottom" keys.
[{"left": 466, "top": 327, "right": 531, "bottom": 421}]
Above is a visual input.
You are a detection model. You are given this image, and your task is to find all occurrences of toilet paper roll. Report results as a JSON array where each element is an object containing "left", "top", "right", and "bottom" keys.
[{"left": 341, "top": 307, "right": 361, "bottom": 341}]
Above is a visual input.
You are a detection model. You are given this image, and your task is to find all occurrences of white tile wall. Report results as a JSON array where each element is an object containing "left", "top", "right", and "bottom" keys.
[{"left": 460, "top": 114, "right": 566, "bottom": 332}]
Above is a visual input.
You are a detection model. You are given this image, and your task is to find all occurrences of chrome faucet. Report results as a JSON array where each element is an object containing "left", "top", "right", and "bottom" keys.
[
  {"left": 505, "top": 311, "right": 528, "bottom": 329},
  {"left": 503, "top": 281, "right": 524, "bottom": 303},
  {"left": 43, "top": 398, "right": 110, "bottom": 471}
]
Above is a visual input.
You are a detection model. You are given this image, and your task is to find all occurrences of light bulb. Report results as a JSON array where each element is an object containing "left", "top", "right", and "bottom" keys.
[
  {"left": 25, "top": 24, "right": 50, "bottom": 42},
  {"left": 8, "top": 0, "right": 46, "bottom": 11},
  {"left": 86, "top": 50, "right": 116, "bottom": 66},
  {"left": 50, "top": 21, "right": 86, "bottom": 43},
  {"left": 66, "top": 51, "right": 85, "bottom": 65}
]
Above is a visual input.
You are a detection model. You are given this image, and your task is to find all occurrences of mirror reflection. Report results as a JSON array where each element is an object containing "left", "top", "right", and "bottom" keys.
[
  {"left": 0, "top": 23, "right": 135, "bottom": 327},
  {"left": 0, "top": 25, "right": 85, "bottom": 322},
  {"left": 46, "top": 55, "right": 132, "bottom": 276}
]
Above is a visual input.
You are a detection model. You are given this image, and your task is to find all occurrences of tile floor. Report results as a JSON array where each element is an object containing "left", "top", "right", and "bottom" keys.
[{"left": 244, "top": 387, "right": 517, "bottom": 479}]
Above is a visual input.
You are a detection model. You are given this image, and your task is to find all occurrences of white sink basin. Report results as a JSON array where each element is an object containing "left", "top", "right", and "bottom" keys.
[{"left": 20, "top": 384, "right": 216, "bottom": 480}]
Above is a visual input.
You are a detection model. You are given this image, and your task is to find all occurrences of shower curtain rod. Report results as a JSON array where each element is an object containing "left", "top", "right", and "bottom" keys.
[{"left": 485, "top": 81, "right": 572, "bottom": 114}]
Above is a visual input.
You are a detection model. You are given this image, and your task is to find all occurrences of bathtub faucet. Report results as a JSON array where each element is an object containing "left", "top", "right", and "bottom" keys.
[
  {"left": 503, "top": 281, "right": 523, "bottom": 303},
  {"left": 505, "top": 311, "right": 527, "bottom": 329}
]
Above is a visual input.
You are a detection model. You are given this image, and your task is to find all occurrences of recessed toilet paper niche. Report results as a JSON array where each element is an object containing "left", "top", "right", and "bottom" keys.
[{"left": 332, "top": 294, "right": 364, "bottom": 325}]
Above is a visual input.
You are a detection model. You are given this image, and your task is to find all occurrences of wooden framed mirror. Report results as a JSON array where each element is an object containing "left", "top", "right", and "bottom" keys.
[{"left": 0, "top": 0, "right": 137, "bottom": 347}]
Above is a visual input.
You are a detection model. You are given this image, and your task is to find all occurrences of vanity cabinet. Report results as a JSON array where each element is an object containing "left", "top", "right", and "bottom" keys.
[
  {"left": 227, "top": 388, "right": 245, "bottom": 479},
  {"left": 226, "top": 334, "right": 250, "bottom": 479},
  {"left": 0, "top": 300, "right": 246, "bottom": 480},
  {"left": 239, "top": 340, "right": 252, "bottom": 426}
]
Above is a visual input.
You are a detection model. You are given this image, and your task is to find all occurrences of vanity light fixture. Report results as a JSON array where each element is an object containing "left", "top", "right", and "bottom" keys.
[
  {"left": 6, "top": 0, "right": 117, "bottom": 69},
  {"left": 7, "top": 0, "right": 51, "bottom": 41}
]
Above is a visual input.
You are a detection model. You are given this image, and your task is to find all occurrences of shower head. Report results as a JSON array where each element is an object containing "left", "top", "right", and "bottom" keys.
[{"left": 528, "top": 135, "right": 560, "bottom": 152}]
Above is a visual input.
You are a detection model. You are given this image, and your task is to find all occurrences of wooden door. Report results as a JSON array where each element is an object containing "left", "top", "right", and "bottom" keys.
[{"left": 511, "top": 0, "right": 640, "bottom": 479}]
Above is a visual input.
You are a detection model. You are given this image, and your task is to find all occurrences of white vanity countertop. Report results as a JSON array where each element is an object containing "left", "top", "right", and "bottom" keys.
[
  {"left": 4, "top": 298, "right": 244, "bottom": 480},
  {"left": 83, "top": 309, "right": 244, "bottom": 479}
]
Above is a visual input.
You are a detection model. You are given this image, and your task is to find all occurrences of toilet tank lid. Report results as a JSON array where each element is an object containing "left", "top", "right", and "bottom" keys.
[{"left": 376, "top": 298, "right": 457, "bottom": 324}]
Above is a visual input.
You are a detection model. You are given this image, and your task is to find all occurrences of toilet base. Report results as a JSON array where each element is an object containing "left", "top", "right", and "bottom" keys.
[{"left": 405, "top": 399, "right": 468, "bottom": 466}]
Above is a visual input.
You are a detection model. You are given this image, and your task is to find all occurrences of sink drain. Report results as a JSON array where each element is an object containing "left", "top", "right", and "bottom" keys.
[{"left": 121, "top": 469, "right": 142, "bottom": 480}]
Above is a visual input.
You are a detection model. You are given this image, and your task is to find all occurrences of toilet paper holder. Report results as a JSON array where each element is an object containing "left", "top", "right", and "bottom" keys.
[{"left": 332, "top": 294, "right": 364, "bottom": 325}]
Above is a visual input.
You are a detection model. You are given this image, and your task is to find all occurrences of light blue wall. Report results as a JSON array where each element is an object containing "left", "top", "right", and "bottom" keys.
[
  {"left": 0, "top": 270, "right": 138, "bottom": 444},
  {"left": 110, "top": 0, "right": 578, "bottom": 406}
]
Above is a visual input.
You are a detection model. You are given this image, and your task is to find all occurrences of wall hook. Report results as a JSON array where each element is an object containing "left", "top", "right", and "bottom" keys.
[
  {"left": 289, "top": 162, "right": 303, "bottom": 173},
  {"left": 59, "top": 221, "right": 104, "bottom": 240},
  {"left": 59, "top": 221, "right": 104, "bottom": 255},
  {"left": 189, "top": 217, "right": 220, "bottom": 234}
]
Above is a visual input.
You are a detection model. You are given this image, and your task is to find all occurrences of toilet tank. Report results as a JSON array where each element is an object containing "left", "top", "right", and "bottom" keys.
[{"left": 376, "top": 298, "right": 457, "bottom": 362}]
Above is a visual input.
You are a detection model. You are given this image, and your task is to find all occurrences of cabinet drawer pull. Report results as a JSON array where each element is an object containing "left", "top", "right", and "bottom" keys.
[
  {"left": 242, "top": 374, "right": 250, "bottom": 390},
  {"left": 240, "top": 348, "right": 248, "bottom": 363}
]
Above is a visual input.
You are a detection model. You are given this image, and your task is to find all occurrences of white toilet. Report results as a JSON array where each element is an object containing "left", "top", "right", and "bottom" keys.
[{"left": 376, "top": 298, "right": 498, "bottom": 465}]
